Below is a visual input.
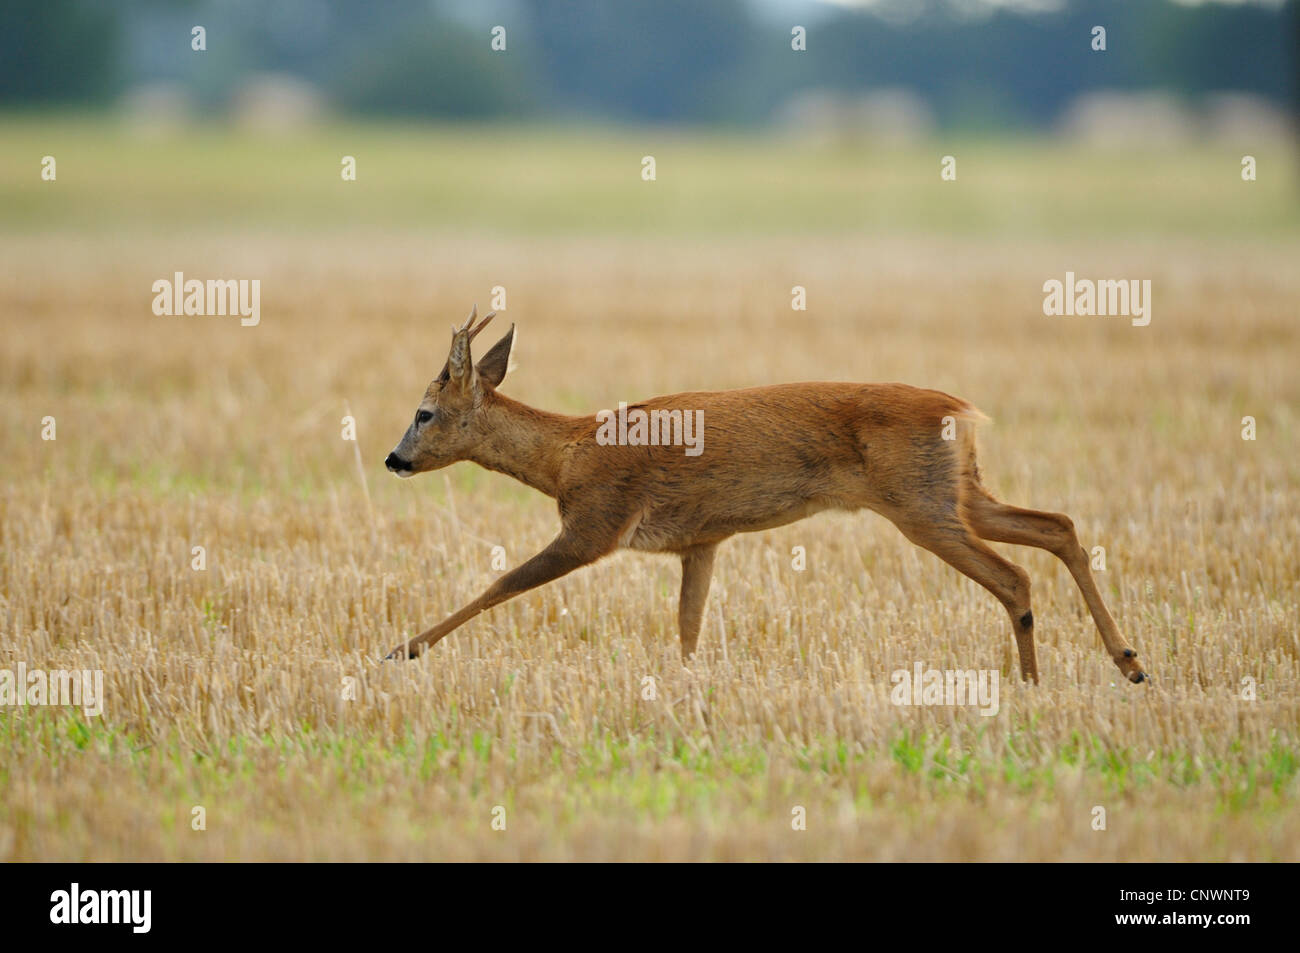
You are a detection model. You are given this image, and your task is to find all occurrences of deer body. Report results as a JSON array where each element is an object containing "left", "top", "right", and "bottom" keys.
[
  {"left": 528, "top": 383, "right": 978, "bottom": 551},
  {"left": 384, "top": 308, "right": 1147, "bottom": 685}
]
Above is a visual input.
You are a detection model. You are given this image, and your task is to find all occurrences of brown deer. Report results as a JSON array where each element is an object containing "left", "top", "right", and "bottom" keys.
[{"left": 382, "top": 306, "right": 1147, "bottom": 684}]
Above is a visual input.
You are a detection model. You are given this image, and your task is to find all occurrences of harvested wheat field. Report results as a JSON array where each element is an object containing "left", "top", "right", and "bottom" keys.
[{"left": 2, "top": 215, "right": 1297, "bottom": 861}]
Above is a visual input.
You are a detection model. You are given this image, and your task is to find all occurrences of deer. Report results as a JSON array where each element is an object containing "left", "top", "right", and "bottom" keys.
[{"left": 382, "top": 305, "right": 1148, "bottom": 685}]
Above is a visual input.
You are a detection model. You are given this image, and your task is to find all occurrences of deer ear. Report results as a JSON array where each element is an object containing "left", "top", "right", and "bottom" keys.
[
  {"left": 446, "top": 327, "right": 474, "bottom": 389},
  {"left": 475, "top": 324, "right": 515, "bottom": 388}
]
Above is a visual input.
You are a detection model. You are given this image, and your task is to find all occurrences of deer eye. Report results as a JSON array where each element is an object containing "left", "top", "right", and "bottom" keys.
[{"left": 416, "top": 410, "right": 433, "bottom": 425}]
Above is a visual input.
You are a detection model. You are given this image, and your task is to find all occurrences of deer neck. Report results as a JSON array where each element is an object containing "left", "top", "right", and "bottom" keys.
[{"left": 468, "top": 392, "right": 573, "bottom": 498}]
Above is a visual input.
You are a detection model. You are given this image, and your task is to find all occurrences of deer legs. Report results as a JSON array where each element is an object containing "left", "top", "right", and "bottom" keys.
[
  {"left": 895, "top": 517, "right": 1040, "bottom": 683},
  {"left": 677, "top": 543, "right": 717, "bottom": 660},
  {"left": 888, "top": 487, "right": 1147, "bottom": 685},
  {"left": 388, "top": 535, "right": 723, "bottom": 662},
  {"left": 962, "top": 488, "right": 1146, "bottom": 683},
  {"left": 385, "top": 532, "right": 612, "bottom": 660}
]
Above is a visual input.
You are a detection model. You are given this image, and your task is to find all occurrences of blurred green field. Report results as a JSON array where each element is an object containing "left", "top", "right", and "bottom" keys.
[{"left": 2, "top": 116, "right": 1297, "bottom": 237}]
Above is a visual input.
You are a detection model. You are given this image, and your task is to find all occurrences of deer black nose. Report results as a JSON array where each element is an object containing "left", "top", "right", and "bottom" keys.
[{"left": 385, "top": 452, "right": 410, "bottom": 472}]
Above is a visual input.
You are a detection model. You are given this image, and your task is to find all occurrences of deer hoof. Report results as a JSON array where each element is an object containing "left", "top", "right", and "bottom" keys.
[{"left": 1115, "top": 651, "right": 1147, "bottom": 684}]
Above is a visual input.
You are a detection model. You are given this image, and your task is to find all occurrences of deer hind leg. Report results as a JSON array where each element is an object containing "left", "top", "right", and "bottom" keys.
[
  {"left": 962, "top": 486, "right": 1146, "bottom": 684},
  {"left": 893, "top": 517, "right": 1039, "bottom": 684},
  {"left": 677, "top": 543, "right": 717, "bottom": 661}
]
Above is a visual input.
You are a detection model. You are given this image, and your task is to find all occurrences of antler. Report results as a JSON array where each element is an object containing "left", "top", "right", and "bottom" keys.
[
  {"left": 438, "top": 303, "right": 498, "bottom": 381},
  {"left": 452, "top": 302, "right": 497, "bottom": 338}
]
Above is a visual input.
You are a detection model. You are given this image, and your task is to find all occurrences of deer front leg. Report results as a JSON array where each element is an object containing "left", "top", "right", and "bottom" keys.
[
  {"left": 385, "top": 532, "right": 613, "bottom": 660},
  {"left": 678, "top": 543, "right": 717, "bottom": 660}
]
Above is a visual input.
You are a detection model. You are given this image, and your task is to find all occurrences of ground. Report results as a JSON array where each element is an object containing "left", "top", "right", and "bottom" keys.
[{"left": 1, "top": 122, "right": 1297, "bottom": 860}]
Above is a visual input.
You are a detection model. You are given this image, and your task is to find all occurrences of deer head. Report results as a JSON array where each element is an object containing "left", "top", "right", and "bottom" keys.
[{"left": 385, "top": 304, "right": 516, "bottom": 477}]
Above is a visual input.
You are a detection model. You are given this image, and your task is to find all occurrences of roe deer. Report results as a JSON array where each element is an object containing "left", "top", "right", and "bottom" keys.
[{"left": 382, "top": 306, "right": 1147, "bottom": 684}]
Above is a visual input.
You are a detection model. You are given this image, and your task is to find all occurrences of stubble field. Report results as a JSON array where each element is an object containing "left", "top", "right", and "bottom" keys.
[{"left": 1, "top": 123, "right": 1298, "bottom": 860}]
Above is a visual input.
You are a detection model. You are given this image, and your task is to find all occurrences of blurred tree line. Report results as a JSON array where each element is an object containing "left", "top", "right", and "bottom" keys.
[{"left": 0, "top": 0, "right": 1294, "bottom": 127}]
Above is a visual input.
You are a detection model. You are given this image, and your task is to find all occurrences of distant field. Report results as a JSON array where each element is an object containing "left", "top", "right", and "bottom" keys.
[
  {"left": 2, "top": 117, "right": 1298, "bottom": 236},
  {"left": 1, "top": 120, "right": 1298, "bottom": 860}
]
